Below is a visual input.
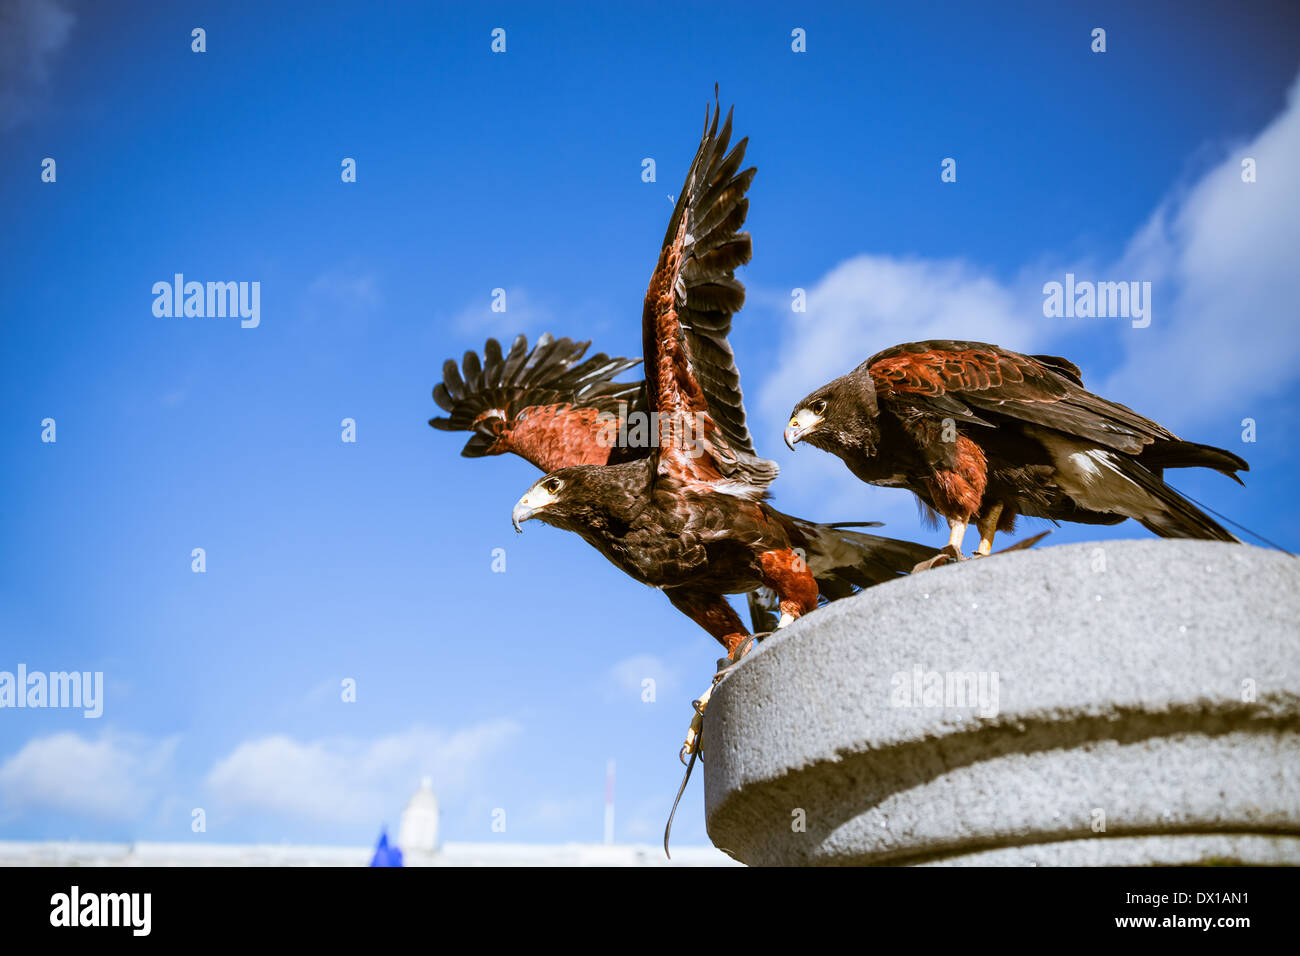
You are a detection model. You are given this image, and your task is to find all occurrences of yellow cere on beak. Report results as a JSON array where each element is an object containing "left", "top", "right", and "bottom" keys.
[
  {"left": 784, "top": 407, "right": 822, "bottom": 451},
  {"left": 511, "top": 481, "right": 561, "bottom": 532}
]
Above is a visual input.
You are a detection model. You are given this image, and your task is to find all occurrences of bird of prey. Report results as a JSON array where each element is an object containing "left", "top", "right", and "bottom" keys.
[
  {"left": 431, "top": 332, "right": 939, "bottom": 634},
  {"left": 500, "top": 97, "right": 939, "bottom": 659},
  {"left": 783, "top": 339, "right": 1249, "bottom": 556}
]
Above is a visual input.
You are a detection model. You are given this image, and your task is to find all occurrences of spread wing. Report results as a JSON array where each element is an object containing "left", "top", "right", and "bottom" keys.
[
  {"left": 867, "top": 340, "right": 1180, "bottom": 455},
  {"left": 430, "top": 333, "right": 643, "bottom": 472},
  {"left": 641, "top": 92, "right": 776, "bottom": 494}
]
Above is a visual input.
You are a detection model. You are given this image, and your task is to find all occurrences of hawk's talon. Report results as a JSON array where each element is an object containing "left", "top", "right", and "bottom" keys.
[
  {"left": 911, "top": 543, "right": 965, "bottom": 573},
  {"left": 679, "top": 711, "right": 702, "bottom": 765},
  {"left": 729, "top": 634, "right": 758, "bottom": 662},
  {"left": 911, "top": 531, "right": 1052, "bottom": 573}
]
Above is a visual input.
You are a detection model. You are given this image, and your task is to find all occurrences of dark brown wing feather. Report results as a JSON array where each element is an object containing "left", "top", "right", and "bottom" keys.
[
  {"left": 868, "top": 340, "right": 1186, "bottom": 456},
  {"left": 642, "top": 92, "right": 776, "bottom": 492},
  {"left": 429, "top": 333, "right": 644, "bottom": 471}
]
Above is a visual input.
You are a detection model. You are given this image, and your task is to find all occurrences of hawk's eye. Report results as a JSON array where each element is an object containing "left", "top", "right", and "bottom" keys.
[
  {"left": 544, "top": 478, "right": 561, "bottom": 495},
  {"left": 812, "top": 400, "right": 827, "bottom": 415}
]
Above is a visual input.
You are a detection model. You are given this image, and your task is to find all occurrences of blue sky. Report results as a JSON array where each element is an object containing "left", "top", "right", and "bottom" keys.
[{"left": 1, "top": 0, "right": 1298, "bottom": 848}]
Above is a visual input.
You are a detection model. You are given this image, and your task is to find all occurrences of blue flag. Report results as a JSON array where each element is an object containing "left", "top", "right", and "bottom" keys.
[{"left": 369, "top": 828, "right": 404, "bottom": 867}]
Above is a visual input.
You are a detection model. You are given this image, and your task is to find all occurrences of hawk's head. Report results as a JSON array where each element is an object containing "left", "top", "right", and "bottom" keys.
[
  {"left": 784, "top": 368, "right": 881, "bottom": 458},
  {"left": 511, "top": 464, "right": 634, "bottom": 535}
]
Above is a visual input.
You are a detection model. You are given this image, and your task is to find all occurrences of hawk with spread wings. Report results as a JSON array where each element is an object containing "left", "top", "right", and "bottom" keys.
[
  {"left": 431, "top": 331, "right": 937, "bottom": 634},
  {"left": 435, "top": 97, "right": 937, "bottom": 658},
  {"left": 784, "top": 340, "right": 1249, "bottom": 556}
]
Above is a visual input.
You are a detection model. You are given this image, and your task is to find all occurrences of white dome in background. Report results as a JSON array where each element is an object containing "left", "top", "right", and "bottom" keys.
[{"left": 397, "top": 776, "right": 439, "bottom": 853}]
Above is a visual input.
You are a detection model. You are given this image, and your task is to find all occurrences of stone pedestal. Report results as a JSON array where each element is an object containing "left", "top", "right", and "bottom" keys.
[{"left": 701, "top": 540, "right": 1300, "bottom": 866}]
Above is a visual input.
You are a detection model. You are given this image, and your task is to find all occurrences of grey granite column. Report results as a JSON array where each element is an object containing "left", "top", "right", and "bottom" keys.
[{"left": 702, "top": 540, "right": 1300, "bottom": 866}]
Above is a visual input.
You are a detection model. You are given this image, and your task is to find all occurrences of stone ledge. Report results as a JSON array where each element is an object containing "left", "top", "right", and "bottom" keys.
[
  {"left": 701, "top": 539, "right": 1300, "bottom": 866},
  {"left": 921, "top": 833, "right": 1300, "bottom": 867}
]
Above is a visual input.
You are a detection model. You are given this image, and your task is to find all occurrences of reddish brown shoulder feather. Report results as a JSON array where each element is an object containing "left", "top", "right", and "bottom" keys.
[{"left": 869, "top": 342, "right": 1065, "bottom": 403}]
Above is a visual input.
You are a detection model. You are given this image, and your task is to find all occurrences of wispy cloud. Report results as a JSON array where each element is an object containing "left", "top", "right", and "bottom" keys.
[
  {"left": 602, "top": 653, "right": 679, "bottom": 704},
  {"left": 0, "top": 0, "right": 75, "bottom": 131},
  {"left": 1102, "top": 73, "right": 1300, "bottom": 413},
  {"left": 205, "top": 720, "right": 520, "bottom": 825},
  {"left": 0, "top": 730, "right": 178, "bottom": 821},
  {"left": 756, "top": 257, "right": 1044, "bottom": 522},
  {"left": 446, "top": 288, "right": 553, "bottom": 337},
  {"left": 758, "top": 255, "right": 1044, "bottom": 425},
  {"left": 523, "top": 795, "right": 596, "bottom": 831},
  {"left": 299, "top": 268, "right": 382, "bottom": 327}
]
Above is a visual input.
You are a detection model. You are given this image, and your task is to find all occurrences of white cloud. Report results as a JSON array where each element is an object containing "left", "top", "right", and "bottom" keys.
[
  {"left": 0, "top": 0, "right": 75, "bottom": 131},
  {"left": 299, "top": 269, "right": 382, "bottom": 328},
  {"left": 448, "top": 288, "right": 553, "bottom": 337},
  {"left": 602, "top": 653, "right": 679, "bottom": 704},
  {"left": 758, "top": 255, "right": 1045, "bottom": 428},
  {"left": 307, "top": 271, "right": 381, "bottom": 307},
  {"left": 0, "top": 730, "right": 178, "bottom": 821},
  {"left": 757, "top": 72, "right": 1300, "bottom": 520},
  {"left": 525, "top": 795, "right": 596, "bottom": 830},
  {"left": 205, "top": 720, "right": 519, "bottom": 825},
  {"left": 1103, "top": 75, "right": 1300, "bottom": 415},
  {"left": 756, "top": 258, "right": 1046, "bottom": 521}
]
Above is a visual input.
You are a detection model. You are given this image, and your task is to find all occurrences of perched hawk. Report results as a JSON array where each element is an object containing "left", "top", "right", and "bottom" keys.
[
  {"left": 431, "top": 332, "right": 938, "bottom": 635},
  {"left": 498, "top": 97, "right": 938, "bottom": 656},
  {"left": 784, "top": 340, "right": 1249, "bottom": 555}
]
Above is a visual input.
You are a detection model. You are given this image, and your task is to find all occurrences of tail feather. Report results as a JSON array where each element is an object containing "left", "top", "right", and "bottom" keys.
[
  {"left": 1115, "top": 458, "right": 1241, "bottom": 542},
  {"left": 746, "top": 513, "right": 940, "bottom": 631},
  {"left": 746, "top": 588, "right": 780, "bottom": 633},
  {"left": 746, "top": 515, "right": 942, "bottom": 631},
  {"left": 784, "top": 513, "right": 942, "bottom": 596},
  {"left": 1139, "top": 439, "right": 1249, "bottom": 486}
]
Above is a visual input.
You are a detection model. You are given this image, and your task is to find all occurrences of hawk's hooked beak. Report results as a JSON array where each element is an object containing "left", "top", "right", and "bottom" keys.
[
  {"left": 511, "top": 499, "right": 533, "bottom": 534},
  {"left": 511, "top": 482, "right": 560, "bottom": 533},
  {"left": 784, "top": 408, "right": 822, "bottom": 450}
]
